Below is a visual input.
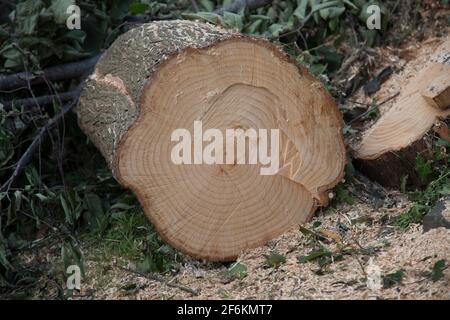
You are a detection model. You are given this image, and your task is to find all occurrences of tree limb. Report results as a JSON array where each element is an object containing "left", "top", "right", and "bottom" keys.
[
  {"left": 1, "top": 99, "right": 78, "bottom": 193},
  {"left": 2, "top": 87, "right": 81, "bottom": 111},
  {"left": 119, "top": 267, "right": 200, "bottom": 296},
  {"left": 0, "top": 55, "right": 100, "bottom": 92}
]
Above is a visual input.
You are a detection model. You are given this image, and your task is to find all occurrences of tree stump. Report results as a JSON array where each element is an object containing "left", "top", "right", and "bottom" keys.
[
  {"left": 76, "top": 20, "right": 346, "bottom": 261},
  {"left": 352, "top": 37, "right": 450, "bottom": 188}
]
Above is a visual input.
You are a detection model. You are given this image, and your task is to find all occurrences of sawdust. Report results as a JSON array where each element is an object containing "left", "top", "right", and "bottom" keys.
[{"left": 74, "top": 198, "right": 450, "bottom": 300}]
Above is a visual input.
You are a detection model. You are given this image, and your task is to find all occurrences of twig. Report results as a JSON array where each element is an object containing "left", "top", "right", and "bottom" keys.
[
  {"left": 0, "top": 55, "right": 100, "bottom": 91},
  {"left": 214, "top": 0, "right": 272, "bottom": 14},
  {"left": 119, "top": 267, "right": 200, "bottom": 296},
  {"left": 1, "top": 99, "right": 78, "bottom": 193},
  {"left": 270, "top": 11, "right": 314, "bottom": 40},
  {"left": 2, "top": 87, "right": 81, "bottom": 111},
  {"left": 348, "top": 92, "right": 400, "bottom": 125},
  {"left": 376, "top": 91, "right": 400, "bottom": 108}
]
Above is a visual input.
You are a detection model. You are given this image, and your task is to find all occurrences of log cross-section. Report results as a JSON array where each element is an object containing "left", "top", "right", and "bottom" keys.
[{"left": 76, "top": 20, "right": 346, "bottom": 261}]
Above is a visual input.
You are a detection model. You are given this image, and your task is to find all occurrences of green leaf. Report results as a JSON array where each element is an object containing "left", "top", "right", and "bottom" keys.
[
  {"left": 400, "top": 175, "right": 408, "bottom": 193},
  {"left": 439, "top": 186, "right": 450, "bottom": 195},
  {"left": 328, "top": 17, "right": 339, "bottom": 31},
  {"left": 431, "top": 259, "right": 446, "bottom": 282},
  {"left": 61, "top": 242, "right": 85, "bottom": 277},
  {"left": 50, "top": 0, "right": 75, "bottom": 24},
  {"left": 198, "top": 0, "right": 214, "bottom": 12},
  {"left": 311, "top": 0, "right": 341, "bottom": 13},
  {"left": 84, "top": 193, "right": 104, "bottom": 217},
  {"left": 245, "top": 19, "right": 263, "bottom": 34},
  {"left": 15, "top": 0, "right": 44, "bottom": 35},
  {"left": 65, "top": 30, "right": 86, "bottom": 43},
  {"left": 320, "top": 6, "right": 345, "bottom": 20},
  {"left": 343, "top": 0, "right": 358, "bottom": 10},
  {"left": 336, "top": 185, "right": 354, "bottom": 205},
  {"left": 264, "top": 251, "right": 286, "bottom": 268},
  {"left": 137, "top": 252, "right": 171, "bottom": 273},
  {"left": 223, "top": 11, "right": 243, "bottom": 30},
  {"left": 60, "top": 195, "right": 72, "bottom": 224},
  {"left": 268, "top": 23, "right": 284, "bottom": 37},
  {"left": 182, "top": 12, "right": 222, "bottom": 25},
  {"left": 35, "top": 193, "right": 49, "bottom": 201},
  {"left": 436, "top": 138, "right": 450, "bottom": 147},
  {"left": 298, "top": 247, "right": 331, "bottom": 263},
  {"left": 227, "top": 262, "right": 247, "bottom": 279},
  {"left": 62, "top": 44, "right": 91, "bottom": 60},
  {"left": 382, "top": 270, "right": 404, "bottom": 288},
  {"left": 415, "top": 154, "right": 433, "bottom": 183},
  {"left": 110, "top": 202, "right": 135, "bottom": 211},
  {"left": 308, "top": 63, "right": 326, "bottom": 75},
  {"left": 128, "top": 2, "right": 149, "bottom": 15},
  {"left": 294, "top": 0, "right": 309, "bottom": 20},
  {"left": 0, "top": 45, "right": 22, "bottom": 60},
  {"left": 0, "top": 243, "right": 13, "bottom": 270},
  {"left": 249, "top": 14, "right": 271, "bottom": 21},
  {"left": 299, "top": 225, "right": 315, "bottom": 237}
]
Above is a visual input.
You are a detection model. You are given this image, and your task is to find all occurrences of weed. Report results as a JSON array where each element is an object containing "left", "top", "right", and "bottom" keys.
[
  {"left": 264, "top": 251, "right": 286, "bottom": 268},
  {"left": 394, "top": 168, "right": 450, "bottom": 229},
  {"left": 382, "top": 269, "right": 404, "bottom": 288}
]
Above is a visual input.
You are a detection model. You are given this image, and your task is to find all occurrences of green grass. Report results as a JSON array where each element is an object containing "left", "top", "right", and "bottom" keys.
[{"left": 394, "top": 168, "right": 450, "bottom": 229}]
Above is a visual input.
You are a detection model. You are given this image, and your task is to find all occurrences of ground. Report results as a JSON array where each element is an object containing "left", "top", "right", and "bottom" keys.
[{"left": 15, "top": 182, "right": 449, "bottom": 300}]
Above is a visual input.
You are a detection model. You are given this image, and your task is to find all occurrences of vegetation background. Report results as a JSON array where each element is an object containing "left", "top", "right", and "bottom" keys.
[{"left": 0, "top": 0, "right": 448, "bottom": 299}]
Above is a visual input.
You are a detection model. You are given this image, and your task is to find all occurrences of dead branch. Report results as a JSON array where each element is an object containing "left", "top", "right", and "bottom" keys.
[
  {"left": 119, "top": 267, "right": 200, "bottom": 296},
  {"left": 1, "top": 99, "right": 78, "bottom": 193},
  {"left": 2, "top": 87, "right": 81, "bottom": 111},
  {"left": 0, "top": 55, "right": 100, "bottom": 92}
]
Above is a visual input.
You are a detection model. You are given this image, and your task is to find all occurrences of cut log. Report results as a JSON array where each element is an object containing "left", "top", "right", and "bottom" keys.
[
  {"left": 76, "top": 20, "right": 346, "bottom": 261},
  {"left": 352, "top": 37, "right": 450, "bottom": 188}
]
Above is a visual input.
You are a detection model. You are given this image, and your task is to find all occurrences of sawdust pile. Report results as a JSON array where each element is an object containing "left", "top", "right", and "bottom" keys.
[{"left": 79, "top": 199, "right": 450, "bottom": 300}]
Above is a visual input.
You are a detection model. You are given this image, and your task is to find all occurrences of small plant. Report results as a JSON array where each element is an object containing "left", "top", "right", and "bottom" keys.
[
  {"left": 382, "top": 269, "right": 404, "bottom": 288},
  {"left": 394, "top": 168, "right": 450, "bottom": 228},
  {"left": 415, "top": 154, "right": 434, "bottom": 183},
  {"left": 264, "top": 251, "right": 286, "bottom": 268},
  {"left": 421, "top": 259, "right": 447, "bottom": 282},
  {"left": 227, "top": 262, "right": 247, "bottom": 280}
]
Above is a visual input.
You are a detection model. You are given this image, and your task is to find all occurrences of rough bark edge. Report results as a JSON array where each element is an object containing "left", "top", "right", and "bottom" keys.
[
  {"left": 77, "top": 20, "right": 236, "bottom": 166},
  {"left": 354, "top": 134, "right": 435, "bottom": 188}
]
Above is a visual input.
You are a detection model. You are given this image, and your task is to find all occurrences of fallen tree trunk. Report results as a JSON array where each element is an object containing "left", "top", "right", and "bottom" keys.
[
  {"left": 352, "top": 37, "right": 450, "bottom": 188},
  {"left": 76, "top": 20, "right": 346, "bottom": 261}
]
